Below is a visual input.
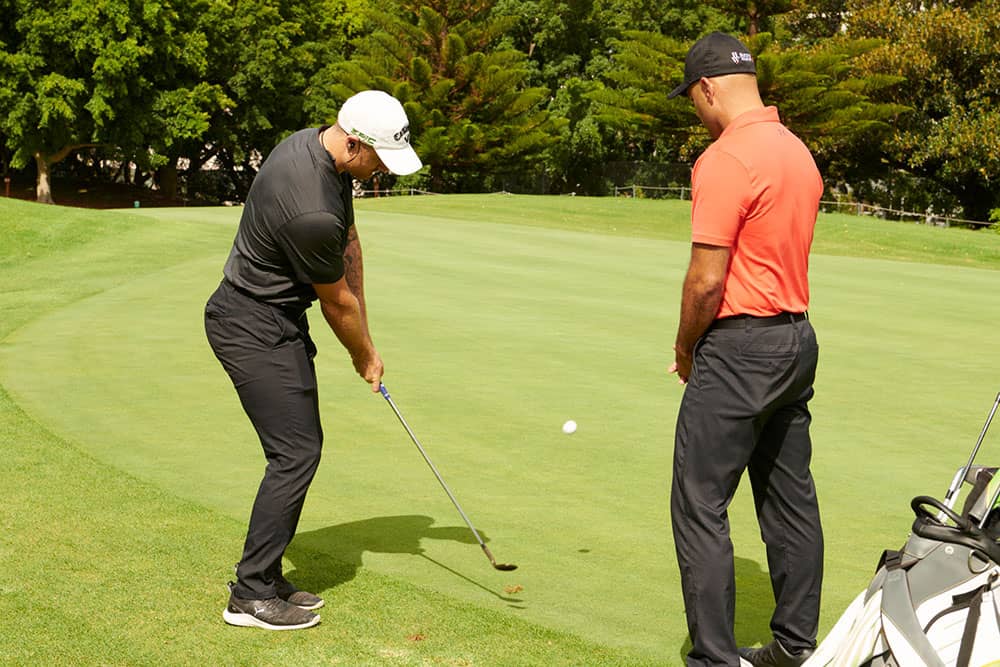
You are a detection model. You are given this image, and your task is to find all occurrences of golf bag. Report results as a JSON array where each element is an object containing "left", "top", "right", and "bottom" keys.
[{"left": 804, "top": 394, "right": 1000, "bottom": 667}]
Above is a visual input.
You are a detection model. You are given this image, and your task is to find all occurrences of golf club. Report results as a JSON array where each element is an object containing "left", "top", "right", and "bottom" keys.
[
  {"left": 975, "top": 392, "right": 1000, "bottom": 530},
  {"left": 941, "top": 392, "right": 1000, "bottom": 520},
  {"left": 379, "top": 383, "right": 517, "bottom": 571}
]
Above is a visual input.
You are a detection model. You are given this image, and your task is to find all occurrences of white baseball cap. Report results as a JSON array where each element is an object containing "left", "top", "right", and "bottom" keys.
[{"left": 337, "top": 90, "right": 423, "bottom": 176}]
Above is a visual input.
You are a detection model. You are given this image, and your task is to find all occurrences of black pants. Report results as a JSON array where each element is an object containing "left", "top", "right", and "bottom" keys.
[
  {"left": 671, "top": 317, "right": 823, "bottom": 667},
  {"left": 205, "top": 280, "right": 322, "bottom": 600}
]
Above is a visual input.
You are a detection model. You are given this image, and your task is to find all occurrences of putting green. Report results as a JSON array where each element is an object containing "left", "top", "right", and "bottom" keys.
[{"left": 1, "top": 201, "right": 997, "bottom": 663}]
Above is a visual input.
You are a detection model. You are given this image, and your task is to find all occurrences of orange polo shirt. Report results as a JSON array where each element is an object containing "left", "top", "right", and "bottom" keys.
[{"left": 690, "top": 106, "right": 823, "bottom": 318}]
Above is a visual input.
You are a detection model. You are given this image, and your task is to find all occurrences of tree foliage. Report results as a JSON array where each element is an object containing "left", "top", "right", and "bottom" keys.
[
  {"left": 591, "top": 30, "right": 691, "bottom": 148},
  {"left": 0, "top": 0, "right": 226, "bottom": 203},
  {"left": 778, "top": 0, "right": 851, "bottom": 43},
  {"left": 751, "top": 33, "right": 908, "bottom": 185},
  {"left": 0, "top": 0, "right": 996, "bottom": 222},
  {"left": 490, "top": 1, "right": 734, "bottom": 193},
  {"left": 174, "top": 0, "right": 367, "bottom": 200},
  {"left": 705, "top": 0, "right": 799, "bottom": 36},
  {"left": 592, "top": 26, "right": 905, "bottom": 186},
  {"left": 312, "top": 0, "right": 562, "bottom": 191},
  {"left": 846, "top": 0, "right": 1000, "bottom": 219}
]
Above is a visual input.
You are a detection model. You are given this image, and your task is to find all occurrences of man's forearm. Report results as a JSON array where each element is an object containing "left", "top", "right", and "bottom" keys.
[
  {"left": 674, "top": 243, "right": 729, "bottom": 355},
  {"left": 320, "top": 294, "right": 375, "bottom": 364},
  {"left": 314, "top": 270, "right": 384, "bottom": 391},
  {"left": 675, "top": 278, "right": 724, "bottom": 355},
  {"left": 343, "top": 226, "right": 368, "bottom": 330}
]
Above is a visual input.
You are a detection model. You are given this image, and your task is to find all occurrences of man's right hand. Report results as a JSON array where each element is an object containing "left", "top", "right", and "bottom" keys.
[
  {"left": 670, "top": 345, "right": 692, "bottom": 385},
  {"left": 353, "top": 350, "right": 384, "bottom": 392}
]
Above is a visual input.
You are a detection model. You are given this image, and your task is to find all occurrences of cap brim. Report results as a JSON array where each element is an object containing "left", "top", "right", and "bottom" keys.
[
  {"left": 375, "top": 145, "right": 423, "bottom": 176},
  {"left": 667, "top": 79, "right": 694, "bottom": 99}
]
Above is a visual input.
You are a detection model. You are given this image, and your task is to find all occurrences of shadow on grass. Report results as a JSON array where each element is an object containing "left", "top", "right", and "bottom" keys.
[
  {"left": 284, "top": 515, "right": 523, "bottom": 604},
  {"left": 676, "top": 556, "right": 775, "bottom": 663}
]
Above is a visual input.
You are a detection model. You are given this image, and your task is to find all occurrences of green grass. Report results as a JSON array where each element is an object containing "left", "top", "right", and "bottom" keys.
[
  {"left": 1, "top": 194, "right": 998, "bottom": 665},
  {"left": 355, "top": 193, "right": 1000, "bottom": 268},
  {"left": 1, "top": 388, "right": 628, "bottom": 667}
]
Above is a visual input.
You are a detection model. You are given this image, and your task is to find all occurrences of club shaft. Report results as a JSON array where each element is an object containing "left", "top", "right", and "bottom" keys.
[
  {"left": 975, "top": 392, "right": 1000, "bottom": 529},
  {"left": 379, "top": 385, "right": 491, "bottom": 555},
  {"left": 946, "top": 392, "right": 1000, "bottom": 509}
]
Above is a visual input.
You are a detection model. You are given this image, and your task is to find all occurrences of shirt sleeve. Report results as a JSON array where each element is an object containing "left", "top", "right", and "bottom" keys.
[
  {"left": 690, "top": 149, "right": 753, "bottom": 247},
  {"left": 273, "top": 211, "right": 348, "bottom": 285}
]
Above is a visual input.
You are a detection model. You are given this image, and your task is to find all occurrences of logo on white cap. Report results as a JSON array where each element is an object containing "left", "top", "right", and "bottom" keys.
[{"left": 337, "top": 90, "right": 423, "bottom": 176}]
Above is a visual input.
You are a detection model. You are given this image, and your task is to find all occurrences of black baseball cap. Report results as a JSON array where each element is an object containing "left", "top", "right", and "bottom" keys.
[{"left": 667, "top": 32, "right": 756, "bottom": 99}]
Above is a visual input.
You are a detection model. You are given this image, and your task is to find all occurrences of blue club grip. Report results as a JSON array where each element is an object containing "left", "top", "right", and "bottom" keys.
[{"left": 379, "top": 383, "right": 390, "bottom": 399}]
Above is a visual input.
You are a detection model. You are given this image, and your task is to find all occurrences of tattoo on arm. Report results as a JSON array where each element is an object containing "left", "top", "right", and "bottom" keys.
[
  {"left": 343, "top": 225, "right": 367, "bottom": 325},
  {"left": 344, "top": 226, "right": 363, "bottom": 294}
]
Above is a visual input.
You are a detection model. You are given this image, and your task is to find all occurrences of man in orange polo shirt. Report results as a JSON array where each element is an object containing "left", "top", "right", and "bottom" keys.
[{"left": 666, "top": 33, "right": 824, "bottom": 667}]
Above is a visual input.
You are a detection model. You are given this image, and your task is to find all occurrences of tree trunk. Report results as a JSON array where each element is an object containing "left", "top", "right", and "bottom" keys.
[
  {"left": 958, "top": 179, "right": 994, "bottom": 224},
  {"left": 2, "top": 146, "right": 10, "bottom": 198},
  {"left": 430, "top": 164, "right": 445, "bottom": 193},
  {"left": 35, "top": 153, "right": 55, "bottom": 204},
  {"left": 32, "top": 144, "right": 103, "bottom": 205},
  {"left": 158, "top": 160, "right": 178, "bottom": 200}
]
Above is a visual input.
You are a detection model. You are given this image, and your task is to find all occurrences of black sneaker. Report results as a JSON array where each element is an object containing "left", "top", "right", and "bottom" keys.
[
  {"left": 232, "top": 563, "right": 324, "bottom": 610},
  {"left": 223, "top": 582, "right": 320, "bottom": 630},
  {"left": 275, "top": 575, "right": 324, "bottom": 610},
  {"left": 738, "top": 640, "right": 813, "bottom": 667}
]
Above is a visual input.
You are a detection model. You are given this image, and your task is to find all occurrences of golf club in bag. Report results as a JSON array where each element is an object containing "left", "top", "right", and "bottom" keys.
[
  {"left": 800, "top": 392, "right": 1000, "bottom": 667},
  {"left": 378, "top": 383, "right": 517, "bottom": 571}
]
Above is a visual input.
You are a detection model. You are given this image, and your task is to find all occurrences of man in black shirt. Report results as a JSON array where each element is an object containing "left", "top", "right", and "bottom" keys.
[{"left": 205, "top": 90, "right": 422, "bottom": 630}]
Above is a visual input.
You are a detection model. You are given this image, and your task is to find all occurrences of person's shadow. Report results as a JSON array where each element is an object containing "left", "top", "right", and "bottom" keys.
[
  {"left": 677, "top": 556, "right": 775, "bottom": 662},
  {"left": 282, "top": 515, "right": 523, "bottom": 604}
]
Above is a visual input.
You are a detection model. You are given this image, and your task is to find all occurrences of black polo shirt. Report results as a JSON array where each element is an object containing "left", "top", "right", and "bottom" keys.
[{"left": 223, "top": 127, "right": 354, "bottom": 309}]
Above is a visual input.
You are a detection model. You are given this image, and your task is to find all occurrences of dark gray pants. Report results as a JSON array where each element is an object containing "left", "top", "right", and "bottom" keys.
[
  {"left": 205, "top": 280, "right": 322, "bottom": 599},
  {"left": 671, "top": 317, "right": 823, "bottom": 667}
]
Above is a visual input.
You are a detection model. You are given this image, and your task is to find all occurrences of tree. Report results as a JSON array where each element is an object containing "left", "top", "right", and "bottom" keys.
[
  {"left": 176, "top": 0, "right": 369, "bottom": 202},
  {"left": 590, "top": 30, "right": 693, "bottom": 158},
  {"left": 751, "top": 33, "right": 907, "bottom": 187},
  {"left": 593, "top": 28, "right": 905, "bottom": 188},
  {"left": 490, "top": 0, "right": 597, "bottom": 90},
  {"left": 311, "top": 0, "right": 563, "bottom": 192},
  {"left": 490, "top": 0, "right": 735, "bottom": 194},
  {"left": 705, "top": 0, "right": 799, "bottom": 36},
  {"left": 493, "top": 0, "right": 734, "bottom": 89},
  {"left": 778, "top": 0, "right": 850, "bottom": 43},
  {"left": 846, "top": 0, "right": 1000, "bottom": 220},
  {"left": 0, "top": 0, "right": 225, "bottom": 204}
]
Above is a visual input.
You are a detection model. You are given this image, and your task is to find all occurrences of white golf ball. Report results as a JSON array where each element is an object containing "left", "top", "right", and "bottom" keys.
[{"left": 562, "top": 420, "right": 577, "bottom": 434}]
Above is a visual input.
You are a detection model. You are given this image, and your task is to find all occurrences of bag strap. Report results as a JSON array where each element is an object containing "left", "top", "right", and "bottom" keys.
[
  {"left": 918, "top": 572, "right": 998, "bottom": 667},
  {"left": 955, "top": 572, "right": 997, "bottom": 667},
  {"left": 955, "top": 588, "right": 982, "bottom": 667},
  {"left": 878, "top": 549, "right": 904, "bottom": 572},
  {"left": 881, "top": 569, "right": 947, "bottom": 667}
]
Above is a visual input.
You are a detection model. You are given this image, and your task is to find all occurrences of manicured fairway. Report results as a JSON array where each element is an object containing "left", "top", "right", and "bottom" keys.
[{"left": 1, "top": 195, "right": 998, "bottom": 665}]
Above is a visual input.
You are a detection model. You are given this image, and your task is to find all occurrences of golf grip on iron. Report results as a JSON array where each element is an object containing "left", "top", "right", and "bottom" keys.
[{"left": 378, "top": 383, "right": 517, "bottom": 571}]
